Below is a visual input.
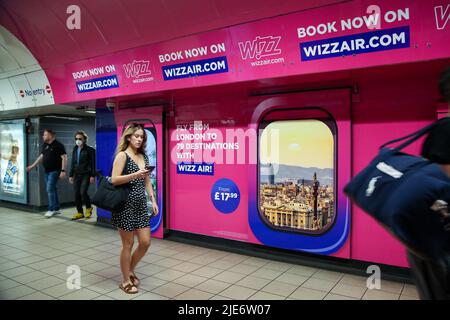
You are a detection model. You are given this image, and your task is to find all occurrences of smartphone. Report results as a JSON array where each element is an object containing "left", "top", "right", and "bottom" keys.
[{"left": 145, "top": 165, "right": 155, "bottom": 172}]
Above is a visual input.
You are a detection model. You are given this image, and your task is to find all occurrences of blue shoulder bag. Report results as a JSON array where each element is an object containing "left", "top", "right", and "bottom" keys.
[{"left": 344, "top": 118, "right": 450, "bottom": 260}]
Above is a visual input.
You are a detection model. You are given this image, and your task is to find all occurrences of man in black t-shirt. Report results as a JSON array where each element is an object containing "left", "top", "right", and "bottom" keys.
[
  {"left": 27, "top": 128, "right": 67, "bottom": 218},
  {"left": 408, "top": 67, "right": 450, "bottom": 300}
]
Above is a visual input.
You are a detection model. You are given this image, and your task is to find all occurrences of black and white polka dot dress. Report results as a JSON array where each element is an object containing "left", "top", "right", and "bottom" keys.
[{"left": 111, "top": 153, "right": 150, "bottom": 232}]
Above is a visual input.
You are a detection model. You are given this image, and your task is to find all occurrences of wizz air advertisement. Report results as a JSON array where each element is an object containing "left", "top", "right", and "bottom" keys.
[
  {"left": 46, "top": 0, "right": 450, "bottom": 104},
  {"left": 0, "top": 120, "right": 27, "bottom": 204}
]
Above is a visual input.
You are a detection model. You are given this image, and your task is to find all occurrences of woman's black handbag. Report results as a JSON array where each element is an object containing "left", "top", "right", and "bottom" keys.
[{"left": 92, "top": 156, "right": 130, "bottom": 212}]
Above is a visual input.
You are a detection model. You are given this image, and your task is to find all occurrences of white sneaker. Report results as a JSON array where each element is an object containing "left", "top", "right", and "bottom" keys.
[
  {"left": 53, "top": 210, "right": 61, "bottom": 215},
  {"left": 45, "top": 211, "right": 55, "bottom": 218}
]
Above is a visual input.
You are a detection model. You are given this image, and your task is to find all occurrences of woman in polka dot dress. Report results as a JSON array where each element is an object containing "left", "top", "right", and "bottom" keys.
[{"left": 111, "top": 123, "right": 159, "bottom": 294}]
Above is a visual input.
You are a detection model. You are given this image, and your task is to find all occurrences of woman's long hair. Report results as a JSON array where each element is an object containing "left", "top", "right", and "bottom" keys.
[{"left": 115, "top": 123, "right": 147, "bottom": 156}]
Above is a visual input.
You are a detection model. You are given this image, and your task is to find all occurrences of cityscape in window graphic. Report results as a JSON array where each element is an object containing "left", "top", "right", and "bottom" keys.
[{"left": 259, "top": 120, "right": 335, "bottom": 233}]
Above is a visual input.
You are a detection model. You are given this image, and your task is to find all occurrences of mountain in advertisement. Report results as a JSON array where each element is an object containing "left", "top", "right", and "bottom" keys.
[{"left": 260, "top": 163, "right": 333, "bottom": 186}]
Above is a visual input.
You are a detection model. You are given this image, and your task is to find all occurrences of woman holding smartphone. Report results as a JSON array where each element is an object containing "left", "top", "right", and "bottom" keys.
[{"left": 111, "top": 123, "right": 159, "bottom": 294}]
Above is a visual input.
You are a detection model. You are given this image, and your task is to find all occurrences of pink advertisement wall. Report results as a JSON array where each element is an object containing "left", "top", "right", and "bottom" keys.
[{"left": 36, "top": 0, "right": 450, "bottom": 268}]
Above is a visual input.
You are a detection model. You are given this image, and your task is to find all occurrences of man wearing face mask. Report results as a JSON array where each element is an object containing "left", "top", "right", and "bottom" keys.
[{"left": 69, "top": 131, "right": 96, "bottom": 220}]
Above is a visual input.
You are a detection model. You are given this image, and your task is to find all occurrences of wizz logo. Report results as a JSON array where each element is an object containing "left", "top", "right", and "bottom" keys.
[
  {"left": 238, "top": 36, "right": 282, "bottom": 60},
  {"left": 435, "top": 4, "right": 450, "bottom": 30},
  {"left": 123, "top": 60, "right": 152, "bottom": 78}
]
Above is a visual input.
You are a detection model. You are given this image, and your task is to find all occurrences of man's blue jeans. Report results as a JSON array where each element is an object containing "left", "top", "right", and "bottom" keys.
[{"left": 45, "top": 171, "right": 60, "bottom": 212}]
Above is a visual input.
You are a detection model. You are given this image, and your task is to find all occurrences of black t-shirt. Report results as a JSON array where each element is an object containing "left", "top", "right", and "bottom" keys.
[
  {"left": 422, "top": 118, "right": 450, "bottom": 164},
  {"left": 41, "top": 140, "right": 67, "bottom": 173}
]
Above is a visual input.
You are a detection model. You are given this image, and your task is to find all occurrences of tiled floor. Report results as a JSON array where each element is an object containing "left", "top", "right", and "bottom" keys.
[{"left": 0, "top": 207, "right": 419, "bottom": 300}]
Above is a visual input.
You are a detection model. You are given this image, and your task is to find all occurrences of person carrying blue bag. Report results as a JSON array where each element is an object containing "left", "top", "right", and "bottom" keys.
[
  {"left": 344, "top": 67, "right": 450, "bottom": 300},
  {"left": 408, "top": 67, "right": 450, "bottom": 300}
]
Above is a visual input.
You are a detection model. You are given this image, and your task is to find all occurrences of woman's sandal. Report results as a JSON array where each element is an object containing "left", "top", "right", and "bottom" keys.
[
  {"left": 130, "top": 273, "right": 140, "bottom": 287},
  {"left": 119, "top": 282, "right": 138, "bottom": 294}
]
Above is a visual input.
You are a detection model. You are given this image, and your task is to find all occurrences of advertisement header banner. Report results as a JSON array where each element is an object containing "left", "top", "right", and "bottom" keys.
[{"left": 45, "top": 0, "right": 450, "bottom": 104}]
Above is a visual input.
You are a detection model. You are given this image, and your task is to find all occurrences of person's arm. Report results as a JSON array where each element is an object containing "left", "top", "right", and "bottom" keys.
[
  {"left": 89, "top": 147, "right": 96, "bottom": 183},
  {"left": 26, "top": 154, "right": 43, "bottom": 172},
  {"left": 111, "top": 152, "right": 149, "bottom": 186},
  {"left": 145, "top": 175, "right": 159, "bottom": 215},
  {"left": 69, "top": 148, "right": 75, "bottom": 178},
  {"left": 59, "top": 142, "right": 67, "bottom": 179},
  {"left": 60, "top": 154, "right": 68, "bottom": 179}
]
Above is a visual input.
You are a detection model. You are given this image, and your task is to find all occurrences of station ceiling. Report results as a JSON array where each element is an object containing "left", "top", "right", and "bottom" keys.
[{"left": 0, "top": 0, "right": 347, "bottom": 70}]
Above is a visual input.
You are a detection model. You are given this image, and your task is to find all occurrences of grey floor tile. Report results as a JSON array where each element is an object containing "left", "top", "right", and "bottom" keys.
[
  {"left": 338, "top": 274, "right": 368, "bottom": 287},
  {"left": 324, "top": 293, "right": 358, "bottom": 300},
  {"left": 27, "top": 276, "right": 65, "bottom": 291},
  {"left": 289, "top": 287, "right": 327, "bottom": 300},
  {"left": 41, "top": 283, "right": 80, "bottom": 298},
  {"left": 152, "top": 282, "right": 190, "bottom": 298},
  {"left": 362, "top": 289, "right": 400, "bottom": 300},
  {"left": 261, "top": 280, "right": 298, "bottom": 297},
  {"left": 208, "top": 259, "right": 240, "bottom": 270},
  {"left": 249, "top": 291, "right": 285, "bottom": 300},
  {"left": 59, "top": 288, "right": 102, "bottom": 300},
  {"left": 399, "top": 294, "right": 419, "bottom": 300},
  {"left": 137, "top": 276, "right": 167, "bottom": 291},
  {"left": 92, "top": 295, "right": 116, "bottom": 300},
  {"left": 12, "top": 270, "right": 50, "bottom": 284},
  {"left": 195, "top": 279, "right": 232, "bottom": 295},
  {"left": 173, "top": 274, "right": 208, "bottom": 287},
  {"left": 0, "top": 279, "right": 22, "bottom": 291},
  {"left": 220, "top": 285, "right": 257, "bottom": 300},
  {"left": 171, "top": 262, "right": 203, "bottom": 273},
  {"left": 134, "top": 263, "right": 166, "bottom": 277},
  {"left": 379, "top": 279, "right": 404, "bottom": 294},
  {"left": 106, "top": 287, "right": 146, "bottom": 300},
  {"left": 0, "top": 261, "right": 21, "bottom": 272},
  {"left": 241, "top": 257, "right": 268, "bottom": 268},
  {"left": 1, "top": 265, "right": 35, "bottom": 278},
  {"left": 285, "top": 265, "right": 318, "bottom": 277},
  {"left": 152, "top": 269, "right": 186, "bottom": 282},
  {"left": 80, "top": 273, "right": 108, "bottom": 287},
  {"left": 301, "top": 277, "right": 338, "bottom": 292},
  {"left": 312, "top": 270, "right": 344, "bottom": 282},
  {"left": 250, "top": 268, "right": 283, "bottom": 281},
  {"left": 27, "top": 259, "right": 60, "bottom": 270},
  {"left": 132, "top": 292, "right": 169, "bottom": 300},
  {"left": 87, "top": 278, "right": 120, "bottom": 295},
  {"left": 0, "top": 285, "right": 36, "bottom": 300},
  {"left": 228, "top": 263, "right": 261, "bottom": 275},
  {"left": 191, "top": 266, "right": 224, "bottom": 278},
  {"left": 153, "top": 257, "right": 185, "bottom": 268},
  {"left": 212, "top": 270, "right": 247, "bottom": 284},
  {"left": 15, "top": 255, "right": 48, "bottom": 266},
  {"left": 401, "top": 284, "right": 419, "bottom": 299},
  {"left": 330, "top": 282, "right": 367, "bottom": 299},
  {"left": 174, "top": 288, "right": 214, "bottom": 300},
  {"left": 81, "top": 262, "right": 112, "bottom": 274},
  {"left": 264, "top": 261, "right": 293, "bottom": 272},
  {"left": 236, "top": 275, "right": 272, "bottom": 290},
  {"left": 209, "top": 295, "right": 232, "bottom": 300},
  {"left": 275, "top": 272, "right": 309, "bottom": 286},
  {"left": 17, "top": 292, "right": 55, "bottom": 300}
]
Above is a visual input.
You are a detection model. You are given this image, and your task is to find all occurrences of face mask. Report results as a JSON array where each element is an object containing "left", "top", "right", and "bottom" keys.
[{"left": 76, "top": 140, "right": 83, "bottom": 147}]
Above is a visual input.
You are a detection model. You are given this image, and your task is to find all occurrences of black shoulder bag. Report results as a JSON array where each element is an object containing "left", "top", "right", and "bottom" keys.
[{"left": 92, "top": 154, "right": 131, "bottom": 212}]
